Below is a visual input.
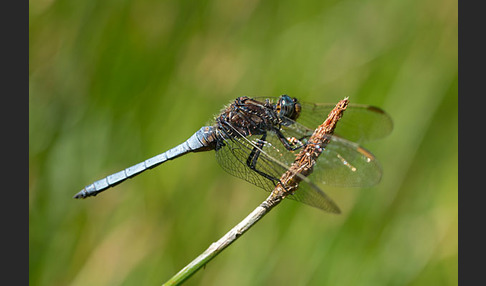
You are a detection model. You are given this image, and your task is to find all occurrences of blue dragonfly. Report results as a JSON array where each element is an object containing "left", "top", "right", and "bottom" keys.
[{"left": 74, "top": 95, "right": 392, "bottom": 213}]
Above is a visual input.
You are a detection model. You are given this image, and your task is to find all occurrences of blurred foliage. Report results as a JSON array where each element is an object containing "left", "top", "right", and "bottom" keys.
[{"left": 29, "top": 0, "right": 457, "bottom": 285}]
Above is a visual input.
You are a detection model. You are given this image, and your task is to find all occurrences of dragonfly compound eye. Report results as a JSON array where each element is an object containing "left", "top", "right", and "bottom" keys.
[{"left": 277, "top": 95, "right": 301, "bottom": 121}]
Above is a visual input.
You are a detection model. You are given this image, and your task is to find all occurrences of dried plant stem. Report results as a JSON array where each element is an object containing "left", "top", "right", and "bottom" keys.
[{"left": 162, "top": 98, "right": 349, "bottom": 286}]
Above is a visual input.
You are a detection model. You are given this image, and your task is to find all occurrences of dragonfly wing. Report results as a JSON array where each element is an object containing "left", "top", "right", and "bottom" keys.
[
  {"left": 286, "top": 178, "right": 341, "bottom": 213},
  {"left": 214, "top": 133, "right": 290, "bottom": 193},
  {"left": 252, "top": 97, "right": 393, "bottom": 142},
  {"left": 260, "top": 131, "right": 342, "bottom": 213},
  {"left": 308, "top": 135, "right": 383, "bottom": 187},
  {"left": 297, "top": 102, "right": 393, "bottom": 143},
  {"left": 215, "top": 129, "right": 341, "bottom": 213}
]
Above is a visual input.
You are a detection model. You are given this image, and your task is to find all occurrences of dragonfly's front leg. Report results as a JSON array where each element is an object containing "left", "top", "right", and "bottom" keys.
[{"left": 273, "top": 128, "right": 307, "bottom": 151}]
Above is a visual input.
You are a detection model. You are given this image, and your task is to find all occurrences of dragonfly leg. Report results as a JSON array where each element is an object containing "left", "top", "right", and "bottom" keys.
[
  {"left": 246, "top": 133, "right": 281, "bottom": 184},
  {"left": 274, "top": 128, "right": 306, "bottom": 151},
  {"left": 245, "top": 134, "right": 294, "bottom": 196}
]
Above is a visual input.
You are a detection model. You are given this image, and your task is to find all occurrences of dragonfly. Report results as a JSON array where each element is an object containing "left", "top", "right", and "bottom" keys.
[{"left": 74, "top": 95, "right": 392, "bottom": 213}]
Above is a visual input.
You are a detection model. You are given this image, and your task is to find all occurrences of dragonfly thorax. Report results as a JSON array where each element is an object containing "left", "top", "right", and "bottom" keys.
[{"left": 215, "top": 96, "right": 282, "bottom": 138}]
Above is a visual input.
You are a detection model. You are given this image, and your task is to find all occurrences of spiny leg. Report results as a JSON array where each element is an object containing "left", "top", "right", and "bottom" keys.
[
  {"left": 245, "top": 132, "right": 299, "bottom": 195},
  {"left": 246, "top": 133, "right": 281, "bottom": 184},
  {"left": 273, "top": 128, "right": 307, "bottom": 151}
]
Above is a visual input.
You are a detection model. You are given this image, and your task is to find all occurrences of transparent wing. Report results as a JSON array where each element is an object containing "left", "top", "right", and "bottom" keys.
[
  {"left": 298, "top": 102, "right": 393, "bottom": 143},
  {"left": 214, "top": 133, "right": 292, "bottom": 193},
  {"left": 309, "top": 135, "right": 382, "bottom": 187},
  {"left": 285, "top": 179, "right": 342, "bottom": 213},
  {"left": 214, "top": 128, "right": 341, "bottom": 212},
  {"left": 280, "top": 120, "right": 383, "bottom": 188},
  {"left": 255, "top": 97, "right": 393, "bottom": 143}
]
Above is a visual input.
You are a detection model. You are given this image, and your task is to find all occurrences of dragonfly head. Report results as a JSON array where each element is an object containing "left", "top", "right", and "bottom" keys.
[{"left": 276, "top": 94, "right": 301, "bottom": 121}]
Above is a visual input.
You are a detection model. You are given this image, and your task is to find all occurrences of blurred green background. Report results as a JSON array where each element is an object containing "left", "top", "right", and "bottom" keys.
[{"left": 29, "top": 0, "right": 457, "bottom": 285}]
